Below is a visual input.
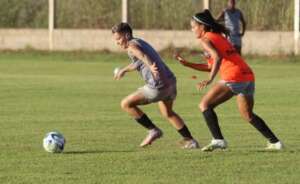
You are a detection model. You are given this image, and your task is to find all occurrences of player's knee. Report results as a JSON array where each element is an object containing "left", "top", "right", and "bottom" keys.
[
  {"left": 120, "top": 99, "right": 130, "bottom": 110},
  {"left": 199, "top": 101, "right": 209, "bottom": 112}
]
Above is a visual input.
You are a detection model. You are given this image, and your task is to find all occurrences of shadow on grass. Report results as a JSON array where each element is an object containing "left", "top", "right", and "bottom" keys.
[
  {"left": 253, "top": 149, "right": 299, "bottom": 153},
  {"left": 232, "top": 148, "right": 300, "bottom": 155},
  {"left": 63, "top": 150, "right": 136, "bottom": 154}
]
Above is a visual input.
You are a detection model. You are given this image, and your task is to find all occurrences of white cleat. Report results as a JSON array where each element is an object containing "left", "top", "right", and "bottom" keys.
[
  {"left": 201, "top": 139, "right": 227, "bottom": 152},
  {"left": 140, "top": 128, "right": 163, "bottom": 147},
  {"left": 266, "top": 141, "right": 284, "bottom": 150},
  {"left": 180, "top": 139, "right": 200, "bottom": 149}
]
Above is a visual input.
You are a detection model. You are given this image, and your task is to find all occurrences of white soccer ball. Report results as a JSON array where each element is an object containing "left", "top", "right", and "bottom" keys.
[
  {"left": 43, "top": 131, "right": 66, "bottom": 153},
  {"left": 113, "top": 67, "right": 120, "bottom": 77}
]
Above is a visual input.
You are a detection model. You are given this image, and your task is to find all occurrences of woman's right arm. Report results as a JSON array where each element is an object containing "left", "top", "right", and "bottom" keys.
[
  {"left": 174, "top": 54, "right": 211, "bottom": 72},
  {"left": 122, "top": 63, "right": 137, "bottom": 72},
  {"left": 114, "top": 63, "right": 137, "bottom": 80}
]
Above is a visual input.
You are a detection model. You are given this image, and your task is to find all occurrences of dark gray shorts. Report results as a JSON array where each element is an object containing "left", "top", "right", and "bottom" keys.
[{"left": 220, "top": 80, "right": 255, "bottom": 96}]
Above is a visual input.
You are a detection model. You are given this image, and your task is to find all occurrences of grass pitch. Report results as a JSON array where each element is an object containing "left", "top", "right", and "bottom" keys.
[{"left": 0, "top": 52, "right": 299, "bottom": 184}]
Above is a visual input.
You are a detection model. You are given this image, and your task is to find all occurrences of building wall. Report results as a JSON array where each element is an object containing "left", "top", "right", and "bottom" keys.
[{"left": 0, "top": 29, "right": 295, "bottom": 55}]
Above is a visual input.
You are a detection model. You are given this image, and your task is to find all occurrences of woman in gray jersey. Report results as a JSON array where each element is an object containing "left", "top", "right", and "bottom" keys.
[
  {"left": 216, "top": 0, "right": 246, "bottom": 54},
  {"left": 112, "top": 23, "right": 199, "bottom": 149}
]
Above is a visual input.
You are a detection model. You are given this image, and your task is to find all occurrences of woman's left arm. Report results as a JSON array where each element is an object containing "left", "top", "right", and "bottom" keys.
[{"left": 127, "top": 43, "right": 158, "bottom": 78}]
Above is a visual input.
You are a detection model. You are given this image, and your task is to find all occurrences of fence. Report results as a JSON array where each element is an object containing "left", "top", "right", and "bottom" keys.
[{"left": 0, "top": 0, "right": 298, "bottom": 54}]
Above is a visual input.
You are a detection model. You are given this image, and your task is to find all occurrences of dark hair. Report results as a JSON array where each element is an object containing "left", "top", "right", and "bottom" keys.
[
  {"left": 192, "top": 9, "right": 228, "bottom": 36},
  {"left": 111, "top": 22, "right": 133, "bottom": 38}
]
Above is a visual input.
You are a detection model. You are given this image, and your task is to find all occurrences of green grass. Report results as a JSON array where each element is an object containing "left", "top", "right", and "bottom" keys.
[{"left": 0, "top": 52, "right": 299, "bottom": 184}]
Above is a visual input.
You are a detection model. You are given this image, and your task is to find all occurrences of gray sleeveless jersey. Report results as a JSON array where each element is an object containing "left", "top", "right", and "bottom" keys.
[
  {"left": 128, "top": 38, "right": 176, "bottom": 89},
  {"left": 224, "top": 9, "right": 242, "bottom": 46}
]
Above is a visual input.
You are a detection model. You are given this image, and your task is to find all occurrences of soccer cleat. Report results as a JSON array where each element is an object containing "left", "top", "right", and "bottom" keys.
[
  {"left": 140, "top": 128, "right": 163, "bottom": 147},
  {"left": 266, "top": 141, "right": 284, "bottom": 150},
  {"left": 179, "top": 139, "right": 200, "bottom": 149},
  {"left": 201, "top": 139, "right": 227, "bottom": 152}
]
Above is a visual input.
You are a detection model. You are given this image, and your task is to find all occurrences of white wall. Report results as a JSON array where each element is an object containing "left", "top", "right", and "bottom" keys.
[{"left": 0, "top": 29, "right": 295, "bottom": 55}]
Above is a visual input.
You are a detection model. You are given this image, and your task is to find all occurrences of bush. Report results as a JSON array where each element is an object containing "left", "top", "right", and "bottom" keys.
[{"left": 0, "top": 0, "right": 294, "bottom": 30}]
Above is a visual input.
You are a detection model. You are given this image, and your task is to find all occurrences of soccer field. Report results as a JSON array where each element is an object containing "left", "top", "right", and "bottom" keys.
[{"left": 0, "top": 52, "right": 299, "bottom": 184}]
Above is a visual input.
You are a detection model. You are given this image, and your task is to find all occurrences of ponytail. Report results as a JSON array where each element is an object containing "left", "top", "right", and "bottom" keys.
[{"left": 211, "top": 22, "right": 229, "bottom": 37}]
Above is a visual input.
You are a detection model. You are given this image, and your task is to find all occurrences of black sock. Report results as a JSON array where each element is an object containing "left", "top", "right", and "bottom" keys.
[
  {"left": 178, "top": 125, "right": 193, "bottom": 140},
  {"left": 135, "top": 114, "right": 157, "bottom": 130},
  {"left": 202, "top": 108, "right": 224, "bottom": 139},
  {"left": 250, "top": 114, "right": 279, "bottom": 143}
]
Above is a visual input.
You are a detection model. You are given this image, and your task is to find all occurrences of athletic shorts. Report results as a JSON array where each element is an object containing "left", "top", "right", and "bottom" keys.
[
  {"left": 220, "top": 80, "right": 255, "bottom": 96},
  {"left": 137, "top": 84, "right": 177, "bottom": 103}
]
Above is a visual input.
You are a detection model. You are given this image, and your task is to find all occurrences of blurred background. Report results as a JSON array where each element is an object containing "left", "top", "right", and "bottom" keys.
[
  {"left": 0, "top": 0, "right": 293, "bottom": 30},
  {"left": 0, "top": 0, "right": 297, "bottom": 54}
]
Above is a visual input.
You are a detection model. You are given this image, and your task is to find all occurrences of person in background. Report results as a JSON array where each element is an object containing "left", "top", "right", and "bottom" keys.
[{"left": 216, "top": 0, "right": 246, "bottom": 54}]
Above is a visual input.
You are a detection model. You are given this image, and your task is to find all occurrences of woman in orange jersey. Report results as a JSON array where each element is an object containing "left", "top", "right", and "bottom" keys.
[{"left": 175, "top": 10, "right": 283, "bottom": 151}]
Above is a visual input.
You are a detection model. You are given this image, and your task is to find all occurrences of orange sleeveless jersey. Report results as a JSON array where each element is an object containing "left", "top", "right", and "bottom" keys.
[{"left": 204, "top": 32, "right": 255, "bottom": 82}]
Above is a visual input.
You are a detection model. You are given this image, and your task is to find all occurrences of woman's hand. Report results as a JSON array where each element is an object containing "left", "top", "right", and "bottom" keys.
[
  {"left": 174, "top": 53, "right": 188, "bottom": 66},
  {"left": 149, "top": 62, "right": 159, "bottom": 79},
  {"left": 196, "top": 79, "right": 212, "bottom": 91},
  {"left": 114, "top": 68, "right": 126, "bottom": 80}
]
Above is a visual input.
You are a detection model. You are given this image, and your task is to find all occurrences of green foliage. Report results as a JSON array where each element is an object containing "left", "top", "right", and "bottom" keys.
[
  {"left": 129, "top": 0, "right": 202, "bottom": 29},
  {"left": 55, "top": 0, "right": 122, "bottom": 28},
  {"left": 210, "top": 0, "right": 294, "bottom": 31},
  {"left": 0, "top": 0, "right": 48, "bottom": 28},
  {"left": 0, "top": 0, "right": 294, "bottom": 30}
]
